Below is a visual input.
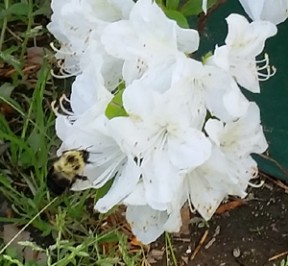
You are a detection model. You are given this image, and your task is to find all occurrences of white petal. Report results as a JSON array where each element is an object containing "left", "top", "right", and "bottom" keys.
[
  {"left": 163, "top": 192, "right": 187, "bottom": 232},
  {"left": 176, "top": 27, "right": 199, "bottom": 54},
  {"left": 55, "top": 115, "right": 73, "bottom": 141},
  {"left": 130, "top": 0, "right": 177, "bottom": 52},
  {"left": 229, "top": 58, "right": 260, "bottom": 93},
  {"left": 101, "top": 20, "right": 139, "bottom": 60},
  {"left": 222, "top": 81, "right": 250, "bottom": 116},
  {"left": 186, "top": 148, "right": 247, "bottom": 220},
  {"left": 123, "top": 182, "right": 147, "bottom": 205},
  {"left": 225, "top": 14, "right": 277, "bottom": 57},
  {"left": 239, "top": 0, "right": 288, "bottom": 25},
  {"left": 168, "top": 129, "right": 212, "bottom": 170},
  {"left": 95, "top": 158, "right": 141, "bottom": 213},
  {"left": 258, "top": 0, "right": 288, "bottom": 25},
  {"left": 108, "top": 117, "right": 149, "bottom": 155},
  {"left": 71, "top": 179, "right": 94, "bottom": 191},
  {"left": 83, "top": 0, "right": 134, "bottom": 22},
  {"left": 202, "top": 0, "right": 208, "bottom": 14},
  {"left": 186, "top": 173, "right": 226, "bottom": 221},
  {"left": 212, "top": 45, "right": 230, "bottom": 71},
  {"left": 223, "top": 102, "right": 268, "bottom": 155},
  {"left": 122, "top": 80, "right": 156, "bottom": 119},
  {"left": 206, "top": 102, "right": 268, "bottom": 156},
  {"left": 238, "top": 0, "right": 264, "bottom": 21},
  {"left": 204, "top": 119, "right": 223, "bottom": 146},
  {"left": 142, "top": 150, "right": 181, "bottom": 210},
  {"left": 164, "top": 209, "right": 182, "bottom": 233},
  {"left": 126, "top": 205, "right": 168, "bottom": 244}
]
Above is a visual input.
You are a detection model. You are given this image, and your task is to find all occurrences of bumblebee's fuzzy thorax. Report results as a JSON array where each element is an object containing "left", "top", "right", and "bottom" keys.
[{"left": 47, "top": 150, "right": 90, "bottom": 195}]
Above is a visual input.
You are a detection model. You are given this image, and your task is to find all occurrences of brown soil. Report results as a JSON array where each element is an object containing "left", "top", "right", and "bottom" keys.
[{"left": 154, "top": 177, "right": 288, "bottom": 266}]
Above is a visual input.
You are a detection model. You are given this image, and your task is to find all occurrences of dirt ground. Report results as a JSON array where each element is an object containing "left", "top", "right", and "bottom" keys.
[{"left": 153, "top": 176, "right": 288, "bottom": 266}]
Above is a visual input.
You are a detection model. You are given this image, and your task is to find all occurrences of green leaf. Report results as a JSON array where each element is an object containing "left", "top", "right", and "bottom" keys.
[
  {"left": 33, "top": 1, "right": 51, "bottom": 17},
  {"left": 2, "top": 255, "right": 24, "bottom": 266},
  {"left": 0, "top": 51, "right": 22, "bottom": 76},
  {"left": 7, "top": 3, "right": 29, "bottom": 16},
  {"left": 180, "top": 0, "right": 217, "bottom": 17},
  {"left": 105, "top": 89, "right": 128, "bottom": 119},
  {"left": 164, "top": 9, "right": 189, "bottom": 28},
  {"left": 166, "top": 0, "right": 179, "bottom": 10},
  {"left": 0, "top": 83, "right": 15, "bottom": 98}
]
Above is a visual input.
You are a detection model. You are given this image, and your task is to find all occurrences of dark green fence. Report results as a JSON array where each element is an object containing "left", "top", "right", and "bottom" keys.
[{"left": 196, "top": 0, "right": 288, "bottom": 181}]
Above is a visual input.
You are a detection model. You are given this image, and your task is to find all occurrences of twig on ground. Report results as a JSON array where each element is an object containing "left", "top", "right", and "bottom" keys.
[
  {"left": 268, "top": 250, "right": 288, "bottom": 261},
  {"left": 262, "top": 173, "right": 288, "bottom": 191},
  {"left": 190, "top": 230, "right": 209, "bottom": 260}
]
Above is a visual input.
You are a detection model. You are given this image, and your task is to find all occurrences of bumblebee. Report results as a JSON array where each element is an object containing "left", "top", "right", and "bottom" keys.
[{"left": 47, "top": 149, "right": 90, "bottom": 195}]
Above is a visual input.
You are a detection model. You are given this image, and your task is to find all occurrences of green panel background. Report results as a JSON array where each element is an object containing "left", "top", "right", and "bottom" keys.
[{"left": 193, "top": 0, "right": 288, "bottom": 180}]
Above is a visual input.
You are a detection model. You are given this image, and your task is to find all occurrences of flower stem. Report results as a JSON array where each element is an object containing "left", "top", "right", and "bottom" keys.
[{"left": 165, "top": 232, "right": 178, "bottom": 266}]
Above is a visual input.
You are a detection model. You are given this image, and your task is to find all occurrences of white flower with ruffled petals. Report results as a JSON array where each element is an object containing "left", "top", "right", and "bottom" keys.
[
  {"left": 54, "top": 108, "right": 141, "bottom": 210},
  {"left": 185, "top": 102, "right": 268, "bottom": 220},
  {"left": 124, "top": 180, "right": 187, "bottom": 244},
  {"left": 107, "top": 56, "right": 212, "bottom": 214},
  {"left": 101, "top": 0, "right": 199, "bottom": 84},
  {"left": 48, "top": 0, "right": 134, "bottom": 79},
  {"left": 211, "top": 14, "right": 277, "bottom": 93},
  {"left": 174, "top": 57, "right": 250, "bottom": 122}
]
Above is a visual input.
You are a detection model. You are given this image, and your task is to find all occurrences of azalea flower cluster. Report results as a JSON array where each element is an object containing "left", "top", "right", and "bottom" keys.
[{"left": 48, "top": 0, "right": 278, "bottom": 244}]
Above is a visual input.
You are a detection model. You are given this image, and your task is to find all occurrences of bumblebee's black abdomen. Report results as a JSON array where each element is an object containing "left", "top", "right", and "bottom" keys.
[{"left": 47, "top": 170, "right": 73, "bottom": 195}]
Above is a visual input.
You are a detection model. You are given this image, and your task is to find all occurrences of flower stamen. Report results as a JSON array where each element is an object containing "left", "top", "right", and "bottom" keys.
[
  {"left": 50, "top": 42, "right": 81, "bottom": 78},
  {"left": 248, "top": 179, "right": 264, "bottom": 188},
  {"left": 257, "top": 53, "right": 277, "bottom": 81}
]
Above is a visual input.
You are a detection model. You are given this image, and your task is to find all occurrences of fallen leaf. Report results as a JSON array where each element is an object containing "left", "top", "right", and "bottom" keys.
[{"left": 215, "top": 199, "right": 244, "bottom": 214}]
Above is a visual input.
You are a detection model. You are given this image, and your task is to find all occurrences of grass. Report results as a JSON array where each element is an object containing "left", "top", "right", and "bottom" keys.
[{"left": 0, "top": 0, "right": 153, "bottom": 265}]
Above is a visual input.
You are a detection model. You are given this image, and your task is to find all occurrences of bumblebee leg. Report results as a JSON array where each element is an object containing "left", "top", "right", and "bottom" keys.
[{"left": 76, "top": 175, "right": 88, "bottom": 181}]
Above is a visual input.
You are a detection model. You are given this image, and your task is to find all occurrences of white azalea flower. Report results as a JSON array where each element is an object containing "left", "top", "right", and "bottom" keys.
[
  {"left": 185, "top": 147, "right": 258, "bottom": 220},
  {"left": 108, "top": 56, "right": 212, "bottom": 212},
  {"left": 48, "top": 0, "right": 133, "bottom": 78},
  {"left": 126, "top": 201, "right": 186, "bottom": 244},
  {"left": 68, "top": 56, "right": 114, "bottom": 116},
  {"left": 211, "top": 14, "right": 277, "bottom": 93},
  {"left": 238, "top": 0, "right": 288, "bottom": 25},
  {"left": 54, "top": 109, "right": 141, "bottom": 209},
  {"left": 205, "top": 102, "right": 268, "bottom": 157},
  {"left": 170, "top": 55, "right": 249, "bottom": 122},
  {"left": 184, "top": 102, "right": 267, "bottom": 220},
  {"left": 185, "top": 149, "right": 239, "bottom": 221},
  {"left": 126, "top": 205, "right": 169, "bottom": 244},
  {"left": 101, "top": 0, "right": 199, "bottom": 84},
  {"left": 125, "top": 181, "right": 187, "bottom": 244}
]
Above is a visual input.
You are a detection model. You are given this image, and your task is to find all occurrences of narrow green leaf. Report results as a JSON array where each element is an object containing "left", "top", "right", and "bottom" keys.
[{"left": 2, "top": 255, "right": 24, "bottom": 266}]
